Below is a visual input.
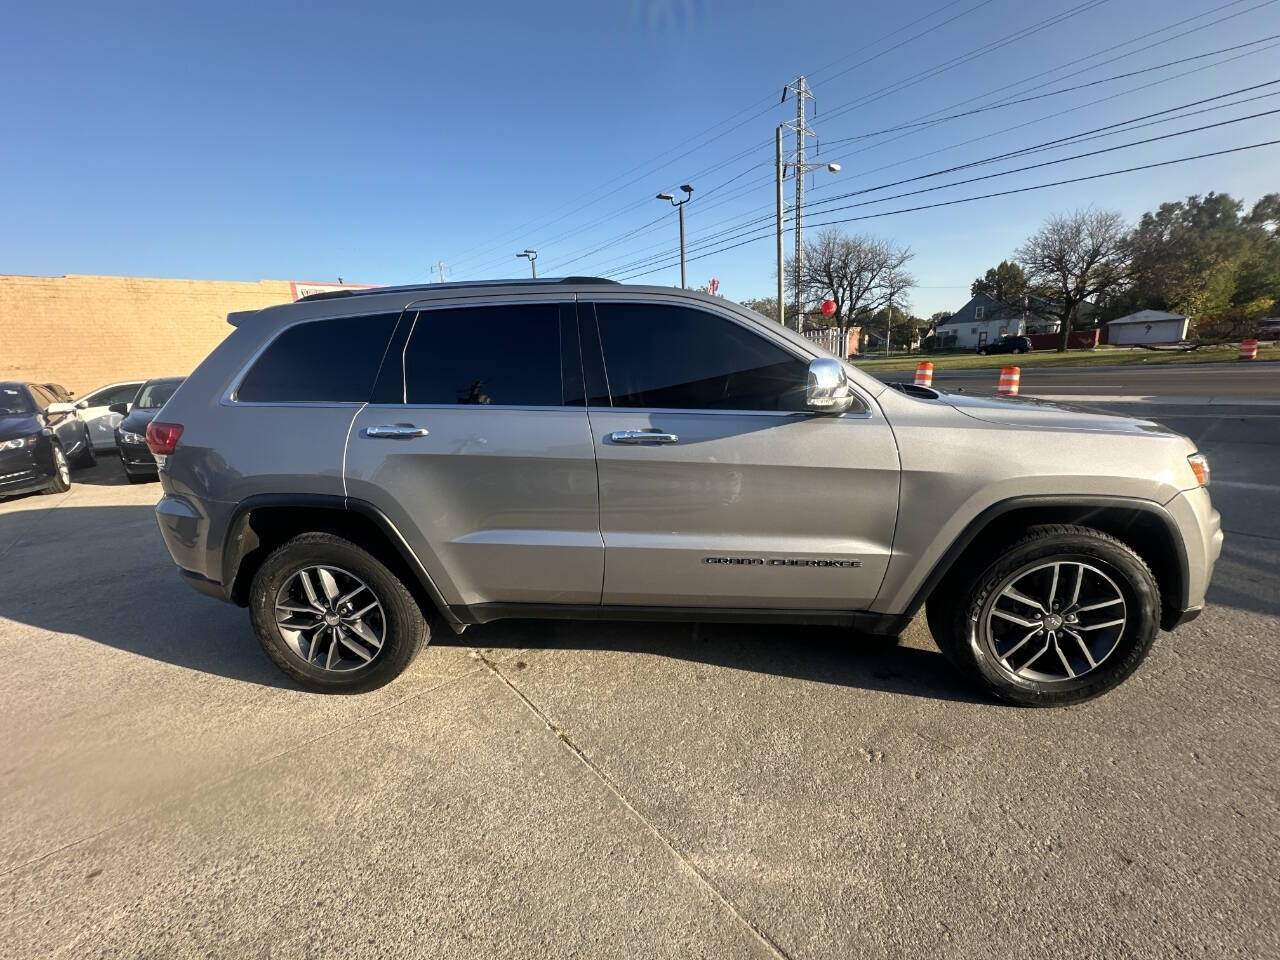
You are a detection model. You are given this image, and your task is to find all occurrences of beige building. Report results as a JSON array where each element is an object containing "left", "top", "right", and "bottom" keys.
[{"left": 0, "top": 274, "right": 368, "bottom": 395}]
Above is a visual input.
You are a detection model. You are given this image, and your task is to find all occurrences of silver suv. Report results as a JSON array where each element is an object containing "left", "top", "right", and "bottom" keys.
[{"left": 151, "top": 279, "right": 1221, "bottom": 705}]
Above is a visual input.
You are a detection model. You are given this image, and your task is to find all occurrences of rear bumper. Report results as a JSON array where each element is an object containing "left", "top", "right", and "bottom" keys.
[
  {"left": 155, "top": 494, "right": 230, "bottom": 601},
  {"left": 178, "top": 568, "right": 231, "bottom": 601}
]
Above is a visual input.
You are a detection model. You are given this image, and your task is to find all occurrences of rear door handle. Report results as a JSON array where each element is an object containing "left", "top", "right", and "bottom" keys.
[
  {"left": 366, "top": 424, "right": 430, "bottom": 439},
  {"left": 608, "top": 430, "right": 678, "bottom": 445}
]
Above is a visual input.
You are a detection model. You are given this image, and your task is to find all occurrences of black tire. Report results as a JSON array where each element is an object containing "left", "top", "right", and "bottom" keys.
[
  {"left": 42, "top": 444, "right": 71, "bottom": 494},
  {"left": 71, "top": 430, "right": 97, "bottom": 468},
  {"left": 926, "top": 524, "right": 1160, "bottom": 707},
  {"left": 249, "top": 532, "right": 430, "bottom": 693}
]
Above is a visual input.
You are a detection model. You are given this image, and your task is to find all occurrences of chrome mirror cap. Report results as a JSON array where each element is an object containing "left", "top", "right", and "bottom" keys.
[{"left": 805, "top": 357, "right": 854, "bottom": 414}]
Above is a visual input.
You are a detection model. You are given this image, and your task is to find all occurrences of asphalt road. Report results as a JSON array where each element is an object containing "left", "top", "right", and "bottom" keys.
[
  {"left": 2, "top": 369, "right": 1277, "bottom": 959},
  {"left": 874, "top": 359, "right": 1280, "bottom": 401}
]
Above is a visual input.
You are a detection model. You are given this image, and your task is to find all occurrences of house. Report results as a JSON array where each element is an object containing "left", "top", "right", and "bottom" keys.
[
  {"left": 934, "top": 293, "right": 1033, "bottom": 349},
  {"left": 1106, "top": 310, "right": 1189, "bottom": 346}
]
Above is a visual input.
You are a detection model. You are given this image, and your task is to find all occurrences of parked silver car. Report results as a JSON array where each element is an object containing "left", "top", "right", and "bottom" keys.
[{"left": 149, "top": 279, "right": 1221, "bottom": 705}]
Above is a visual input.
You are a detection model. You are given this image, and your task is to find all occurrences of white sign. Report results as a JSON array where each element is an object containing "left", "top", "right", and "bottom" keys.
[{"left": 290, "top": 281, "right": 378, "bottom": 301}]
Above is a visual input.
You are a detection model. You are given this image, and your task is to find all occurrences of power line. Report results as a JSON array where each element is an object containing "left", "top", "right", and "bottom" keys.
[
  {"left": 445, "top": 0, "right": 999, "bottom": 274},
  {"left": 598, "top": 86, "right": 1279, "bottom": 278},
  {"left": 616, "top": 139, "right": 1280, "bottom": 281},
  {"left": 551, "top": 17, "right": 1280, "bottom": 279},
  {"left": 592, "top": 59, "right": 1280, "bottom": 278}
]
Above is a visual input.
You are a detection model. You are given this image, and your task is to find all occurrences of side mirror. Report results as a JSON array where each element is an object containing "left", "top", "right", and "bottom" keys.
[
  {"left": 46, "top": 401, "right": 76, "bottom": 415},
  {"left": 75, "top": 399, "right": 89, "bottom": 410},
  {"left": 108, "top": 402, "right": 129, "bottom": 415},
  {"left": 805, "top": 357, "right": 855, "bottom": 415}
]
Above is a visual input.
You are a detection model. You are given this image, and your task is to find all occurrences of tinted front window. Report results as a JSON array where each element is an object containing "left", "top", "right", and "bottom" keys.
[
  {"left": 592, "top": 303, "right": 808, "bottom": 411},
  {"left": 136, "top": 380, "right": 183, "bottom": 409},
  {"left": 237, "top": 313, "right": 397, "bottom": 403},
  {"left": 0, "top": 384, "right": 33, "bottom": 415},
  {"left": 106, "top": 384, "right": 142, "bottom": 406},
  {"left": 402, "top": 303, "right": 564, "bottom": 406}
]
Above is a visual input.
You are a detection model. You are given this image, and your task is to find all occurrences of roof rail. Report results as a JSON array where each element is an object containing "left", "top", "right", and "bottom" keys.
[{"left": 295, "top": 276, "right": 617, "bottom": 303}]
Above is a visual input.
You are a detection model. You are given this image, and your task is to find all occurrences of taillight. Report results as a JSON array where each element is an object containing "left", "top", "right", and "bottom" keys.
[{"left": 146, "top": 421, "right": 184, "bottom": 456}]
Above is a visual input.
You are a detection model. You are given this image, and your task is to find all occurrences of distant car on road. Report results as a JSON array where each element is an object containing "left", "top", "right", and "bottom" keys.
[
  {"left": 977, "top": 335, "right": 1032, "bottom": 356},
  {"left": 112, "top": 377, "right": 184, "bottom": 483},
  {"left": 76, "top": 380, "right": 144, "bottom": 451},
  {"left": 0, "top": 381, "right": 96, "bottom": 497}
]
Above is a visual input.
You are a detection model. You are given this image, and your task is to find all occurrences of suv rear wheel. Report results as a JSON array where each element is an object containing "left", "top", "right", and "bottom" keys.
[
  {"left": 927, "top": 525, "right": 1160, "bottom": 706},
  {"left": 248, "top": 532, "right": 429, "bottom": 693}
]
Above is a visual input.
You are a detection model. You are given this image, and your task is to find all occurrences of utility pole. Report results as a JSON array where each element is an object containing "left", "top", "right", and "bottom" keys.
[
  {"left": 885, "top": 291, "right": 893, "bottom": 358},
  {"left": 775, "top": 126, "right": 785, "bottom": 328},
  {"left": 437, "top": 260, "right": 446, "bottom": 283},
  {"left": 781, "top": 76, "right": 822, "bottom": 331}
]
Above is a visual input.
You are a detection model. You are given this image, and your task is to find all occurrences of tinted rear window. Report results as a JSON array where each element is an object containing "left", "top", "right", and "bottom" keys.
[
  {"left": 237, "top": 314, "right": 397, "bottom": 403},
  {"left": 401, "top": 303, "right": 564, "bottom": 406}
]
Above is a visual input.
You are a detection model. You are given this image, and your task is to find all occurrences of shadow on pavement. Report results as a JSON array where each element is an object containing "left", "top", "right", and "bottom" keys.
[
  {"left": 442, "top": 617, "right": 990, "bottom": 705},
  {"left": 0, "top": 504, "right": 293, "bottom": 689}
]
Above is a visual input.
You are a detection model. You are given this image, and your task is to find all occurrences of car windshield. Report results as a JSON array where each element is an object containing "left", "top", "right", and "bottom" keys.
[
  {"left": 135, "top": 381, "right": 181, "bottom": 409},
  {"left": 0, "top": 384, "right": 33, "bottom": 415}
]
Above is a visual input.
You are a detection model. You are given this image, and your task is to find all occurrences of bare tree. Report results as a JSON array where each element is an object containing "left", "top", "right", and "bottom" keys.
[
  {"left": 788, "top": 229, "right": 915, "bottom": 356},
  {"left": 1016, "top": 209, "right": 1130, "bottom": 352}
]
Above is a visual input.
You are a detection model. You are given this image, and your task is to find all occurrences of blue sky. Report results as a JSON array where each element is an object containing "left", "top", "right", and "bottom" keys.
[{"left": 2, "top": 0, "right": 1278, "bottom": 316}]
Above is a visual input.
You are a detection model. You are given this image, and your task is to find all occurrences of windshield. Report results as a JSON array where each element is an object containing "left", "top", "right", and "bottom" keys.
[
  {"left": 135, "top": 381, "right": 181, "bottom": 409},
  {"left": 0, "top": 384, "right": 33, "bottom": 416}
]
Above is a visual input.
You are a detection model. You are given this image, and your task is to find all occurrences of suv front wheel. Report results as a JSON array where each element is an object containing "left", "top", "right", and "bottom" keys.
[
  {"left": 249, "top": 533, "right": 429, "bottom": 693},
  {"left": 927, "top": 525, "right": 1160, "bottom": 706}
]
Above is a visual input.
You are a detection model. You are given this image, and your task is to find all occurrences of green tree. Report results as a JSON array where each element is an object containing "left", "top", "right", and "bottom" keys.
[
  {"left": 740, "top": 296, "right": 780, "bottom": 322},
  {"left": 970, "top": 260, "right": 1028, "bottom": 304},
  {"left": 1122, "top": 192, "right": 1280, "bottom": 338}
]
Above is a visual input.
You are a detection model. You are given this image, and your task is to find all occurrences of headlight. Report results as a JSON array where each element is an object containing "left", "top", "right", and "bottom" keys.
[
  {"left": 1187, "top": 453, "right": 1210, "bottom": 487},
  {"left": 0, "top": 435, "right": 37, "bottom": 451},
  {"left": 118, "top": 430, "right": 146, "bottom": 444}
]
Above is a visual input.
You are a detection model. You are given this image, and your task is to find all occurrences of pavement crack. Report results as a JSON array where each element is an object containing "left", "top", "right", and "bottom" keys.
[{"left": 472, "top": 649, "right": 794, "bottom": 960}]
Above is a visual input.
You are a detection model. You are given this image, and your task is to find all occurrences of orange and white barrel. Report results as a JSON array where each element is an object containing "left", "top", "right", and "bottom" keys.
[
  {"left": 1239, "top": 338, "right": 1259, "bottom": 360},
  {"left": 997, "top": 366, "right": 1021, "bottom": 396},
  {"left": 914, "top": 362, "right": 934, "bottom": 387}
]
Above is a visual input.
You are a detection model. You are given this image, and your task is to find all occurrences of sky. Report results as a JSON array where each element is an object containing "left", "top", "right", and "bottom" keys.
[{"left": 2, "top": 0, "right": 1278, "bottom": 318}]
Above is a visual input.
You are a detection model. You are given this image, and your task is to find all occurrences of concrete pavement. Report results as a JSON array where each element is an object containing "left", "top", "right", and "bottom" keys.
[{"left": 1, "top": 383, "right": 1277, "bottom": 959}]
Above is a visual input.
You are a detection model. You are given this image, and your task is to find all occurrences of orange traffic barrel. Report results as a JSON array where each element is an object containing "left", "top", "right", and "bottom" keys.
[
  {"left": 1239, "top": 338, "right": 1259, "bottom": 360},
  {"left": 914, "top": 362, "right": 934, "bottom": 387},
  {"left": 998, "top": 366, "right": 1021, "bottom": 396}
]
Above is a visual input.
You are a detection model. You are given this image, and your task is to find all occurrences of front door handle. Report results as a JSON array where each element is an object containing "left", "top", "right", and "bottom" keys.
[
  {"left": 366, "top": 424, "right": 430, "bottom": 439},
  {"left": 608, "top": 429, "right": 679, "bottom": 445}
]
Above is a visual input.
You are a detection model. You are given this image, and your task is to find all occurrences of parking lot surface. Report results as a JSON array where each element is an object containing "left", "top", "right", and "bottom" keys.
[{"left": 2, "top": 401, "right": 1278, "bottom": 959}]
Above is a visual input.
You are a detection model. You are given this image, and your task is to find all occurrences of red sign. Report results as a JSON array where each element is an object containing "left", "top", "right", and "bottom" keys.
[
  {"left": 821, "top": 299, "right": 836, "bottom": 317},
  {"left": 708, "top": 277, "right": 720, "bottom": 296}
]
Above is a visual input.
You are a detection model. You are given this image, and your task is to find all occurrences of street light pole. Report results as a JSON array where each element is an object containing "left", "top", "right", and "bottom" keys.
[
  {"left": 656, "top": 185, "right": 693, "bottom": 288},
  {"left": 516, "top": 249, "right": 537, "bottom": 278}
]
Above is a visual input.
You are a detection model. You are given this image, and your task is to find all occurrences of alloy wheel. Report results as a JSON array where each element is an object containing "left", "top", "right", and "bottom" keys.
[
  {"left": 980, "top": 560, "right": 1127, "bottom": 683},
  {"left": 54, "top": 446, "right": 69, "bottom": 485},
  {"left": 274, "top": 565, "right": 386, "bottom": 672}
]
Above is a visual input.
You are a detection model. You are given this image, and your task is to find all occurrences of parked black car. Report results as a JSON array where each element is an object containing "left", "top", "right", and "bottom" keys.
[
  {"left": 112, "top": 377, "right": 184, "bottom": 482},
  {"left": 0, "top": 381, "right": 97, "bottom": 498},
  {"left": 976, "top": 335, "right": 1032, "bottom": 355}
]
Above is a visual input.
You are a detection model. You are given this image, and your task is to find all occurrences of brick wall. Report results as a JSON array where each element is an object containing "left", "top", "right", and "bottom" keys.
[{"left": 0, "top": 274, "right": 296, "bottom": 394}]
